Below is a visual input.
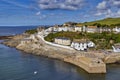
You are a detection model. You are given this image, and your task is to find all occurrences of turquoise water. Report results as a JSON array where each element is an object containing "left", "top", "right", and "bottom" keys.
[{"left": 0, "top": 27, "right": 120, "bottom": 80}]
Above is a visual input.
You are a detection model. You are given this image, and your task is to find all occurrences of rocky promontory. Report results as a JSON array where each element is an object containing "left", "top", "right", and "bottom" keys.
[
  {"left": 1, "top": 33, "right": 120, "bottom": 73},
  {"left": 1, "top": 34, "right": 106, "bottom": 73}
]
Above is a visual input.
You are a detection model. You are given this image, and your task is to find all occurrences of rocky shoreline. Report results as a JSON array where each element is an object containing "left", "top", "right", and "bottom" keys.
[
  {"left": 0, "top": 36, "right": 13, "bottom": 40},
  {"left": 1, "top": 34, "right": 120, "bottom": 73}
]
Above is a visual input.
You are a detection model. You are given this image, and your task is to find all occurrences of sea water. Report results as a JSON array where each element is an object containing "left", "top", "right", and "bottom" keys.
[{"left": 0, "top": 27, "right": 120, "bottom": 80}]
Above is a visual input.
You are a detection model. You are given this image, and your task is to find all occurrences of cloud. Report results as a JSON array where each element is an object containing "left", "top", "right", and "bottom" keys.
[
  {"left": 35, "top": 11, "right": 47, "bottom": 20},
  {"left": 95, "top": 12, "right": 104, "bottom": 16},
  {"left": 1, "top": 0, "right": 29, "bottom": 9},
  {"left": 106, "top": 9, "right": 120, "bottom": 17},
  {"left": 97, "top": 0, "right": 120, "bottom": 10},
  {"left": 37, "top": 0, "right": 85, "bottom": 10},
  {"left": 36, "top": 11, "right": 41, "bottom": 16},
  {"left": 95, "top": 0, "right": 120, "bottom": 17},
  {"left": 83, "top": 14, "right": 90, "bottom": 18},
  {"left": 39, "top": 14, "right": 47, "bottom": 19},
  {"left": 96, "top": 1, "right": 108, "bottom": 10},
  {"left": 110, "top": 0, "right": 120, "bottom": 8},
  {"left": 95, "top": 9, "right": 120, "bottom": 18}
]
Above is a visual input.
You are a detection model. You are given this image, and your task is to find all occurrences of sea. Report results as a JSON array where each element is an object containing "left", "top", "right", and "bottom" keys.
[{"left": 0, "top": 26, "right": 120, "bottom": 80}]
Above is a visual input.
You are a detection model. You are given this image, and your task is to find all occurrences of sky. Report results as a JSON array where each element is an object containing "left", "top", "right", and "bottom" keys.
[{"left": 0, "top": 0, "right": 120, "bottom": 26}]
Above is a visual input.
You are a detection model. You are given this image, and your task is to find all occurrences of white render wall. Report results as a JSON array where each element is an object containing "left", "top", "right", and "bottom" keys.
[
  {"left": 58, "top": 27, "right": 68, "bottom": 32},
  {"left": 71, "top": 41, "right": 95, "bottom": 51},
  {"left": 75, "top": 27, "right": 82, "bottom": 32},
  {"left": 113, "top": 27, "right": 120, "bottom": 33},
  {"left": 87, "top": 41, "right": 95, "bottom": 47},
  {"left": 54, "top": 38, "right": 71, "bottom": 46},
  {"left": 52, "top": 26, "right": 83, "bottom": 32},
  {"left": 87, "top": 28, "right": 97, "bottom": 33},
  {"left": 112, "top": 46, "right": 120, "bottom": 52},
  {"left": 71, "top": 42, "right": 88, "bottom": 51}
]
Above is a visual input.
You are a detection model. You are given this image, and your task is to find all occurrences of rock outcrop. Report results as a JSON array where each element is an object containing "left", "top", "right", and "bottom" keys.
[{"left": 104, "top": 54, "right": 120, "bottom": 64}]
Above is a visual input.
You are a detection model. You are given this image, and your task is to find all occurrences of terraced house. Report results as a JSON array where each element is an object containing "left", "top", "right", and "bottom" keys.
[
  {"left": 71, "top": 39, "right": 95, "bottom": 51},
  {"left": 54, "top": 37, "right": 71, "bottom": 46},
  {"left": 86, "top": 26, "right": 98, "bottom": 33}
]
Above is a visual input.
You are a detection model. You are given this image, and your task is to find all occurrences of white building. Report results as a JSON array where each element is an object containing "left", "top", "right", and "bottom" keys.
[
  {"left": 46, "top": 27, "right": 53, "bottom": 32},
  {"left": 87, "top": 41, "right": 95, "bottom": 47},
  {"left": 112, "top": 43, "right": 120, "bottom": 52},
  {"left": 82, "top": 26, "right": 87, "bottom": 32},
  {"left": 52, "top": 25, "right": 84, "bottom": 32},
  {"left": 75, "top": 26, "right": 82, "bottom": 32},
  {"left": 53, "top": 27, "right": 59, "bottom": 32},
  {"left": 53, "top": 26, "right": 75, "bottom": 32},
  {"left": 71, "top": 39, "right": 95, "bottom": 51},
  {"left": 113, "top": 27, "right": 120, "bottom": 33},
  {"left": 30, "top": 34, "right": 36, "bottom": 40},
  {"left": 58, "top": 27, "right": 69, "bottom": 32},
  {"left": 54, "top": 37, "right": 71, "bottom": 46},
  {"left": 87, "top": 26, "right": 98, "bottom": 33},
  {"left": 29, "top": 34, "right": 38, "bottom": 42}
]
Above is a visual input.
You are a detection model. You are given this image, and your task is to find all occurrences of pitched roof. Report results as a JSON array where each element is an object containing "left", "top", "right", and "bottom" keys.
[
  {"left": 87, "top": 26, "right": 97, "bottom": 28},
  {"left": 73, "top": 39, "right": 87, "bottom": 43}
]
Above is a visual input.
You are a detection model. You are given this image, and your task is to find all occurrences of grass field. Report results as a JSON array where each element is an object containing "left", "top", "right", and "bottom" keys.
[{"left": 77, "top": 18, "right": 120, "bottom": 26}]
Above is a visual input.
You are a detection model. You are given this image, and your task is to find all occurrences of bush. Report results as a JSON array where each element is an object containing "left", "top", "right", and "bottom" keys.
[{"left": 25, "top": 29, "right": 37, "bottom": 34}]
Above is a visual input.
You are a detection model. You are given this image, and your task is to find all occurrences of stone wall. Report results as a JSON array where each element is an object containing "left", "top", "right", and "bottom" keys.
[{"left": 64, "top": 56, "right": 106, "bottom": 73}]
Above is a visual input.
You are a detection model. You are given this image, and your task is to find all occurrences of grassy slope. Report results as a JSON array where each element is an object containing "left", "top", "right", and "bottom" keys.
[
  {"left": 80, "top": 18, "right": 120, "bottom": 26},
  {"left": 45, "top": 32, "right": 120, "bottom": 49}
]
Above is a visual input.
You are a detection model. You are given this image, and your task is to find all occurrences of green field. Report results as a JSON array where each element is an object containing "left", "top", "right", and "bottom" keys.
[{"left": 78, "top": 18, "right": 120, "bottom": 26}]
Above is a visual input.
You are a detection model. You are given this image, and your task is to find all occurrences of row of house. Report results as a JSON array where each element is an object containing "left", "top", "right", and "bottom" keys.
[
  {"left": 54, "top": 37, "right": 120, "bottom": 52},
  {"left": 54, "top": 38, "right": 95, "bottom": 51},
  {"left": 37, "top": 24, "right": 120, "bottom": 34},
  {"left": 52, "top": 25, "right": 85, "bottom": 32},
  {"left": 44, "top": 25, "right": 120, "bottom": 33},
  {"left": 37, "top": 24, "right": 120, "bottom": 52},
  {"left": 71, "top": 39, "right": 95, "bottom": 51}
]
